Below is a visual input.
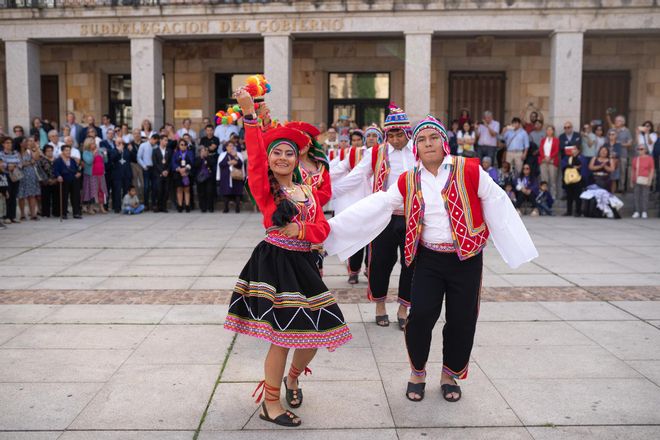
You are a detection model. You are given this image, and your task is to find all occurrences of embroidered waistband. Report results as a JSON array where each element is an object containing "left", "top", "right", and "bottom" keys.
[
  {"left": 393, "top": 210, "right": 405, "bottom": 216},
  {"left": 421, "top": 241, "right": 455, "bottom": 253},
  {"left": 265, "top": 235, "right": 312, "bottom": 252}
]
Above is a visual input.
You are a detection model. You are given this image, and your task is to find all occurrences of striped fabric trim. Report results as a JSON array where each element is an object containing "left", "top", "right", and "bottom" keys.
[
  {"left": 233, "top": 278, "right": 337, "bottom": 310},
  {"left": 410, "top": 368, "right": 427, "bottom": 377},
  {"left": 442, "top": 363, "right": 469, "bottom": 380},
  {"left": 224, "top": 315, "right": 353, "bottom": 350},
  {"left": 264, "top": 235, "right": 312, "bottom": 252},
  {"left": 420, "top": 241, "right": 455, "bottom": 253}
]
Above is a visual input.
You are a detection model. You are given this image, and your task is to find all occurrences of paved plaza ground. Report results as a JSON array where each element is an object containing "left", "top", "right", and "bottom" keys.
[{"left": 1, "top": 213, "right": 659, "bottom": 439}]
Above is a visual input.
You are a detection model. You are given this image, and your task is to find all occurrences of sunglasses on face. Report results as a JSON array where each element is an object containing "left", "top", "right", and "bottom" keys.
[{"left": 564, "top": 126, "right": 571, "bottom": 129}]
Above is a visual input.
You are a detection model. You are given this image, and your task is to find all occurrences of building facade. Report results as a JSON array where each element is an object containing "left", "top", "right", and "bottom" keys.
[{"left": 0, "top": 0, "right": 658, "bottom": 133}]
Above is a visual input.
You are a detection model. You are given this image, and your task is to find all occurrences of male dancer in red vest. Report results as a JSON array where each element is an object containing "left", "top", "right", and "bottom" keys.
[
  {"left": 326, "top": 115, "right": 537, "bottom": 403},
  {"left": 332, "top": 106, "right": 415, "bottom": 328}
]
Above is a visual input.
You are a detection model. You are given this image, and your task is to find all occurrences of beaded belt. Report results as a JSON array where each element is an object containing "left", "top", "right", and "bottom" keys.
[
  {"left": 421, "top": 240, "right": 455, "bottom": 253},
  {"left": 393, "top": 210, "right": 405, "bottom": 216},
  {"left": 265, "top": 235, "right": 312, "bottom": 252}
]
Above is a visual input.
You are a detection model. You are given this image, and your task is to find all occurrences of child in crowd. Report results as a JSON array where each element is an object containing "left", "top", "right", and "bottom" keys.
[
  {"left": 0, "top": 159, "right": 8, "bottom": 228},
  {"left": 122, "top": 186, "right": 144, "bottom": 215},
  {"left": 535, "top": 181, "right": 554, "bottom": 216},
  {"left": 504, "top": 183, "right": 517, "bottom": 206},
  {"left": 481, "top": 156, "right": 498, "bottom": 181}
]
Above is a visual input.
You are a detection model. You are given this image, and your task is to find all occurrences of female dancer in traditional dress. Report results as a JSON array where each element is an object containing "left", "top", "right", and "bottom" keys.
[
  {"left": 224, "top": 90, "right": 352, "bottom": 427},
  {"left": 326, "top": 115, "right": 537, "bottom": 403}
]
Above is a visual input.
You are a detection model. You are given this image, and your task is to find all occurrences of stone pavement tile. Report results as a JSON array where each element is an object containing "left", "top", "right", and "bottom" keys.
[
  {"left": 499, "top": 274, "right": 573, "bottom": 287},
  {"left": 484, "top": 260, "right": 550, "bottom": 274},
  {"left": 145, "top": 247, "right": 220, "bottom": 257},
  {"left": 120, "top": 265, "right": 206, "bottom": 277},
  {"left": 96, "top": 277, "right": 196, "bottom": 290},
  {"left": 562, "top": 273, "right": 660, "bottom": 286},
  {"left": 528, "top": 426, "right": 660, "bottom": 440},
  {"left": 368, "top": 322, "right": 442, "bottom": 363},
  {"left": 380, "top": 362, "right": 522, "bottom": 428},
  {"left": 222, "top": 335, "right": 378, "bottom": 382},
  {"left": 477, "top": 302, "right": 560, "bottom": 322},
  {"left": 540, "top": 301, "right": 636, "bottom": 321},
  {"left": 203, "top": 261, "right": 250, "bottom": 276},
  {"left": 0, "top": 382, "right": 103, "bottom": 430},
  {"left": 0, "top": 305, "right": 61, "bottom": 323},
  {"left": 39, "top": 305, "right": 172, "bottom": 324},
  {"left": 569, "top": 321, "right": 660, "bottom": 360},
  {"left": 0, "top": 433, "right": 61, "bottom": 440},
  {"left": 9, "top": 247, "right": 101, "bottom": 262},
  {"left": 336, "top": 303, "right": 362, "bottom": 323},
  {"left": 0, "top": 348, "right": 132, "bottom": 382},
  {"left": 610, "top": 300, "right": 660, "bottom": 319},
  {"left": 161, "top": 304, "right": 229, "bottom": 324},
  {"left": 626, "top": 360, "right": 660, "bottom": 386},
  {"left": 0, "top": 265, "right": 70, "bottom": 277},
  {"left": 493, "top": 378, "right": 660, "bottom": 425},
  {"left": 4, "top": 324, "right": 153, "bottom": 350},
  {"left": 242, "top": 380, "right": 394, "bottom": 430},
  {"left": 58, "top": 431, "right": 194, "bottom": 440},
  {"left": 126, "top": 324, "right": 233, "bottom": 365},
  {"left": 0, "top": 276, "right": 45, "bottom": 289},
  {"left": 475, "top": 322, "right": 596, "bottom": 347},
  {"left": 472, "top": 345, "right": 641, "bottom": 379},
  {"left": 199, "top": 429, "right": 398, "bottom": 440},
  {"left": 397, "top": 427, "right": 533, "bottom": 440},
  {"left": 190, "top": 277, "right": 238, "bottom": 290},
  {"left": 0, "top": 247, "right": 30, "bottom": 261},
  {"left": 533, "top": 257, "right": 623, "bottom": 275},
  {"left": 0, "top": 324, "right": 30, "bottom": 345},
  {"left": 87, "top": 248, "right": 148, "bottom": 262},
  {"left": 614, "top": 257, "right": 660, "bottom": 274},
  {"left": 651, "top": 320, "right": 660, "bottom": 329},
  {"left": 134, "top": 255, "right": 215, "bottom": 266},
  {"left": 202, "top": 382, "right": 260, "bottom": 431},
  {"left": 58, "top": 262, "right": 128, "bottom": 277},
  {"left": 31, "top": 277, "right": 108, "bottom": 290},
  {"left": 69, "top": 364, "right": 219, "bottom": 430},
  {"left": 481, "top": 274, "right": 513, "bottom": 287}
]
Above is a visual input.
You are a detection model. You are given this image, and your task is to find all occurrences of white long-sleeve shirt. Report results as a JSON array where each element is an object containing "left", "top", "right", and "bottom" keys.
[
  {"left": 325, "top": 156, "right": 538, "bottom": 269},
  {"left": 332, "top": 141, "right": 415, "bottom": 197}
]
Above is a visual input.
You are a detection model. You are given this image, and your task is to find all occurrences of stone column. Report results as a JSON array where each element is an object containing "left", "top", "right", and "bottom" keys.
[
  {"left": 263, "top": 34, "right": 292, "bottom": 122},
  {"left": 130, "top": 37, "right": 163, "bottom": 130},
  {"left": 5, "top": 39, "right": 41, "bottom": 132},
  {"left": 404, "top": 31, "right": 433, "bottom": 124},
  {"left": 549, "top": 31, "right": 584, "bottom": 128}
]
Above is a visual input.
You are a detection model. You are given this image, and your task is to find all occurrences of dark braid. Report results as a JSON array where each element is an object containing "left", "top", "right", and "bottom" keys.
[{"left": 268, "top": 169, "right": 297, "bottom": 227}]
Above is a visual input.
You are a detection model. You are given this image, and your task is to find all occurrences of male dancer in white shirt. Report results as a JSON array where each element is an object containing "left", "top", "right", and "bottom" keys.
[
  {"left": 332, "top": 106, "right": 415, "bottom": 329},
  {"left": 326, "top": 115, "right": 537, "bottom": 403}
]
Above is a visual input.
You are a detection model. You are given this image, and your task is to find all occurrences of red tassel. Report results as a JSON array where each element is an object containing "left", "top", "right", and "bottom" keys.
[
  {"left": 252, "top": 380, "right": 265, "bottom": 403},
  {"left": 303, "top": 367, "right": 312, "bottom": 376}
]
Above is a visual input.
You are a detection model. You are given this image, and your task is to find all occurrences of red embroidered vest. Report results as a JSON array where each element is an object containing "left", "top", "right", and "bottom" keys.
[
  {"left": 397, "top": 156, "right": 489, "bottom": 266},
  {"left": 300, "top": 165, "right": 324, "bottom": 189},
  {"left": 371, "top": 144, "right": 390, "bottom": 193}
]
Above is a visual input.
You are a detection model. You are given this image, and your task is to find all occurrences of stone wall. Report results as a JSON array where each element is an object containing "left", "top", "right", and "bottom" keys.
[
  {"left": 291, "top": 38, "right": 405, "bottom": 125},
  {"left": 431, "top": 37, "right": 551, "bottom": 125},
  {"left": 584, "top": 36, "right": 660, "bottom": 126}
]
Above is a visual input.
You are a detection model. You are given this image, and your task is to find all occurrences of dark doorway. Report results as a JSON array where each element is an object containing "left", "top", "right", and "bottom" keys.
[
  {"left": 40, "top": 75, "right": 59, "bottom": 123},
  {"left": 448, "top": 71, "right": 506, "bottom": 123},
  {"left": 581, "top": 70, "right": 630, "bottom": 125}
]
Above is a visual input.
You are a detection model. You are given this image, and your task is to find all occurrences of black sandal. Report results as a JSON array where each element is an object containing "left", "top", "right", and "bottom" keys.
[
  {"left": 283, "top": 377, "right": 303, "bottom": 408},
  {"left": 375, "top": 315, "right": 390, "bottom": 327},
  {"left": 441, "top": 380, "right": 462, "bottom": 402},
  {"left": 259, "top": 402, "right": 301, "bottom": 427},
  {"left": 405, "top": 382, "right": 426, "bottom": 402},
  {"left": 398, "top": 317, "right": 406, "bottom": 331}
]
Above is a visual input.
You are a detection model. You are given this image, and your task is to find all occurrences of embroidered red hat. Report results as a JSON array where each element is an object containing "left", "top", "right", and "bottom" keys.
[
  {"left": 285, "top": 121, "right": 321, "bottom": 139},
  {"left": 262, "top": 126, "right": 309, "bottom": 155}
]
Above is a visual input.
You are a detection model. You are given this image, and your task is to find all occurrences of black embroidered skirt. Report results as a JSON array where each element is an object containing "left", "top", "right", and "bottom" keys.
[{"left": 224, "top": 239, "right": 352, "bottom": 350}]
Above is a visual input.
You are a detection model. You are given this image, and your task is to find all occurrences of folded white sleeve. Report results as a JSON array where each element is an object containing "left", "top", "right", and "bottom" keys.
[
  {"left": 325, "top": 184, "right": 403, "bottom": 262},
  {"left": 478, "top": 168, "right": 539, "bottom": 269}
]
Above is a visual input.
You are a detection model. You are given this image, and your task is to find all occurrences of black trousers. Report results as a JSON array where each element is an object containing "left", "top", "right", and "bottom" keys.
[
  {"left": 348, "top": 247, "right": 365, "bottom": 275},
  {"left": 565, "top": 183, "right": 583, "bottom": 215},
  {"left": 152, "top": 175, "right": 169, "bottom": 211},
  {"left": 112, "top": 178, "right": 131, "bottom": 213},
  {"left": 104, "top": 172, "right": 112, "bottom": 210},
  {"left": 405, "top": 247, "right": 482, "bottom": 380},
  {"left": 198, "top": 179, "right": 215, "bottom": 212},
  {"left": 4, "top": 179, "right": 19, "bottom": 220},
  {"left": 40, "top": 183, "right": 60, "bottom": 217},
  {"left": 223, "top": 194, "right": 241, "bottom": 212},
  {"left": 367, "top": 215, "right": 415, "bottom": 307},
  {"left": 60, "top": 179, "right": 81, "bottom": 217}
]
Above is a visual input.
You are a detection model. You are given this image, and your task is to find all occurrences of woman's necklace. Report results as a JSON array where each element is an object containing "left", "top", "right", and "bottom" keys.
[{"left": 281, "top": 184, "right": 296, "bottom": 195}]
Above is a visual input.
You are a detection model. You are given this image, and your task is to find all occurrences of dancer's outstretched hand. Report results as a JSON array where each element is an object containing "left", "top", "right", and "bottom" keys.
[
  {"left": 279, "top": 222, "right": 300, "bottom": 239},
  {"left": 234, "top": 88, "right": 254, "bottom": 116}
]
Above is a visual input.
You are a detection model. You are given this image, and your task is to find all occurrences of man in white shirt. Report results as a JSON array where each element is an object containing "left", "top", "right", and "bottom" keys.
[
  {"left": 46, "top": 130, "right": 64, "bottom": 158},
  {"left": 476, "top": 110, "right": 500, "bottom": 165},
  {"left": 326, "top": 115, "right": 537, "bottom": 404},
  {"left": 332, "top": 105, "right": 416, "bottom": 329},
  {"left": 214, "top": 121, "right": 240, "bottom": 146},
  {"left": 137, "top": 134, "right": 159, "bottom": 210},
  {"left": 177, "top": 118, "right": 198, "bottom": 142},
  {"left": 99, "top": 114, "right": 115, "bottom": 141}
]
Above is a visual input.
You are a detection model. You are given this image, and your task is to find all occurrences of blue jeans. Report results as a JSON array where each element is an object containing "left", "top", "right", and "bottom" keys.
[
  {"left": 123, "top": 204, "right": 145, "bottom": 215},
  {"left": 142, "top": 168, "right": 152, "bottom": 207}
]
